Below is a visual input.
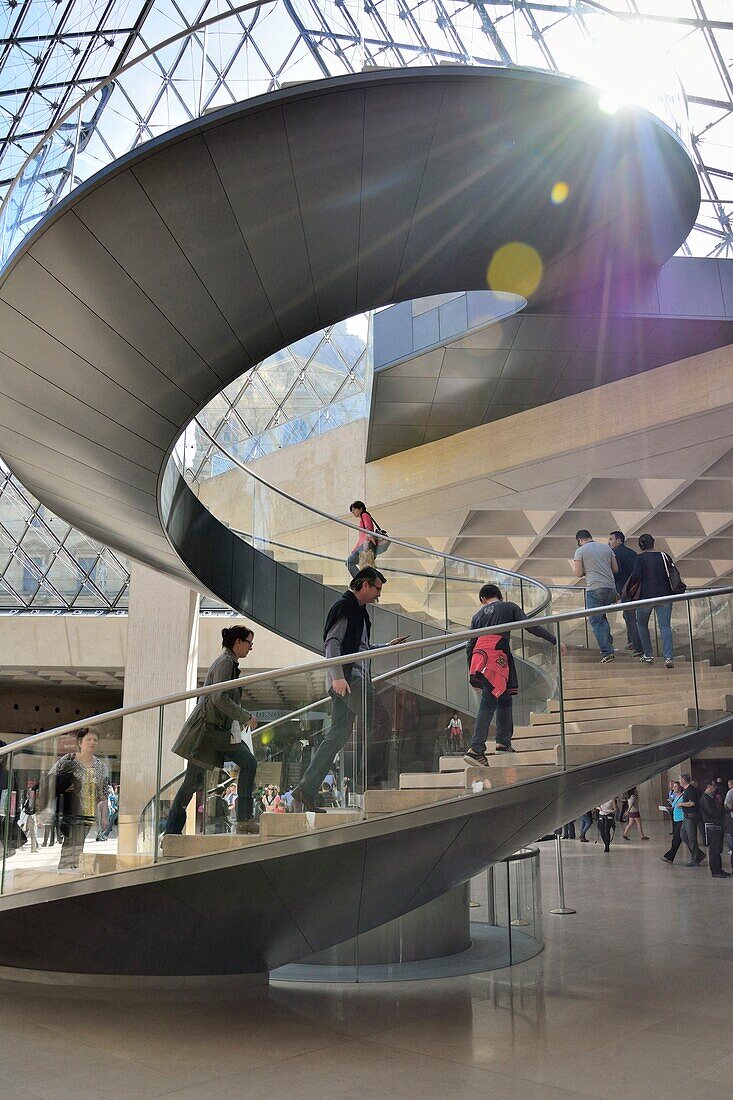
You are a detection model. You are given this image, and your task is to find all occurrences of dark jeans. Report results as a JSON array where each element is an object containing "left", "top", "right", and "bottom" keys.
[
  {"left": 664, "top": 820, "right": 684, "bottom": 862},
  {"left": 599, "top": 814, "right": 614, "bottom": 851},
  {"left": 471, "top": 688, "right": 514, "bottom": 752},
  {"left": 622, "top": 608, "right": 642, "bottom": 652},
  {"left": 681, "top": 816, "right": 704, "bottom": 862},
  {"left": 165, "top": 742, "right": 257, "bottom": 834},
  {"left": 299, "top": 679, "right": 391, "bottom": 800},
  {"left": 585, "top": 588, "right": 616, "bottom": 657},
  {"left": 705, "top": 824, "right": 724, "bottom": 876},
  {"left": 562, "top": 821, "right": 576, "bottom": 839}
]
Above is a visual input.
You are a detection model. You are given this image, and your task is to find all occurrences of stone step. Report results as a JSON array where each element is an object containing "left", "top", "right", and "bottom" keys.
[
  {"left": 363, "top": 788, "right": 460, "bottom": 813},
  {"left": 259, "top": 810, "right": 363, "bottom": 837},
  {"left": 558, "top": 677, "right": 733, "bottom": 702},
  {"left": 161, "top": 833, "right": 264, "bottom": 859},
  {"left": 517, "top": 716, "right": 638, "bottom": 735},
  {"left": 529, "top": 697, "right": 732, "bottom": 725},
  {"left": 546, "top": 688, "right": 733, "bottom": 712}
]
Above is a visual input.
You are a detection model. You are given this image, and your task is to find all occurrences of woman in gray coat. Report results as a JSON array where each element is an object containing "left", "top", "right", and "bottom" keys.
[{"left": 166, "top": 625, "right": 258, "bottom": 835}]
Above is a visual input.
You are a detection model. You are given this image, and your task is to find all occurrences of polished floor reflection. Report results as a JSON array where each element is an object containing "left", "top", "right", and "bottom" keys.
[{"left": 0, "top": 822, "right": 730, "bottom": 1099}]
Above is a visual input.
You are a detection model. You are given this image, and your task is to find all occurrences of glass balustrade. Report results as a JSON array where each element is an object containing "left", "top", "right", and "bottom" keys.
[
  {"left": 3, "top": 589, "right": 733, "bottom": 901},
  {"left": 171, "top": 418, "right": 550, "bottom": 634}
]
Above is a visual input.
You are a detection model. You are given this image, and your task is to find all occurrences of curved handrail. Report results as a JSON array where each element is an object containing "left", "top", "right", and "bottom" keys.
[
  {"left": 3, "top": 584, "right": 731, "bottom": 761},
  {"left": 184, "top": 416, "right": 552, "bottom": 607}
]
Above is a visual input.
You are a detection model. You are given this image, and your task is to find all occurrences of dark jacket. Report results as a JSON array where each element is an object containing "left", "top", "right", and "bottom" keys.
[
  {"left": 628, "top": 550, "right": 673, "bottom": 600},
  {"left": 172, "top": 648, "right": 253, "bottom": 769},
  {"left": 324, "top": 590, "right": 371, "bottom": 684},
  {"left": 612, "top": 543, "right": 637, "bottom": 595},
  {"left": 700, "top": 791, "right": 725, "bottom": 828},
  {"left": 466, "top": 600, "right": 556, "bottom": 694}
]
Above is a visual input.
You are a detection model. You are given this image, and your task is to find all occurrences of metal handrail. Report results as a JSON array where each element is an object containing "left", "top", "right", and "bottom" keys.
[
  {"left": 3, "top": 584, "right": 730, "bottom": 760},
  {"left": 185, "top": 417, "right": 552, "bottom": 603},
  {"left": 0, "top": 1, "right": 276, "bottom": 232}
]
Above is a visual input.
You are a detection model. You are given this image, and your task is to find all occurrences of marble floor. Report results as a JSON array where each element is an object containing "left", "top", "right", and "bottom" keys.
[{"left": 1, "top": 821, "right": 731, "bottom": 1100}]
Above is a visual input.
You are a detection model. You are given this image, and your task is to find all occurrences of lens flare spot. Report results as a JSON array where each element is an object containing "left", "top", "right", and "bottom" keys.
[
  {"left": 551, "top": 180, "right": 569, "bottom": 205},
  {"left": 487, "top": 243, "right": 543, "bottom": 298}
]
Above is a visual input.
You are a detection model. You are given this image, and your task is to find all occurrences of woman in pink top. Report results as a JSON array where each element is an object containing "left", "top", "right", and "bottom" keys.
[{"left": 346, "top": 500, "right": 376, "bottom": 578}]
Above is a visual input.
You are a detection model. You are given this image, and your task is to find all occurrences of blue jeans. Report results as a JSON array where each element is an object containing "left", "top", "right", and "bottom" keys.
[
  {"left": 471, "top": 687, "right": 514, "bottom": 752},
  {"left": 165, "top": 742, "right": 257, "bottom": 834},
  {"left": 346, "top": 549, "right": 361, "bottom": 578},
  {"left": 622, "top": 608, "right": 642, "bottom": 652},
  {"left": 585, "top": 587, "right": 616, "bottom": 657},
  {"left": 579, "top": 812, "right": 593, "bottom": 838},
  {"left": 636, "top": 602, "right": 673, "bottom": 661}
]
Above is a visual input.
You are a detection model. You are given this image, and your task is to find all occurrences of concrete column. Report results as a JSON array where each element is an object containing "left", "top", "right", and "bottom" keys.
[{"left": 119, "top": 563, "right": 199, "bottom": 861}]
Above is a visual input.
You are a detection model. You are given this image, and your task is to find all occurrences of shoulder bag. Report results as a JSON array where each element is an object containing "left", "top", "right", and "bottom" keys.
[{"left": 662, "top": 552, "right": 686, "bottom": 595}]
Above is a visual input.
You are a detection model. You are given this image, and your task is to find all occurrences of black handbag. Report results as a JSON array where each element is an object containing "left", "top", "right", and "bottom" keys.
[{"left": 662, "top": 552, "right": 686, "bottom": 595}]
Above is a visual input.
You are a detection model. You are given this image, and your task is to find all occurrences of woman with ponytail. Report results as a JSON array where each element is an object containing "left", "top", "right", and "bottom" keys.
[{"left": 167, "top": 625, "right": 259, "bottom": 835}]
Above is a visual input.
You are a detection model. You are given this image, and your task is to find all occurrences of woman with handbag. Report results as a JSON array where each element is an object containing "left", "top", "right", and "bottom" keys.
[
  {"left": 48, "top": 727, "right": 109, "bottom": 872},
  {"left": 167, "top": 625, "right": 259, "bottom": 837},
  {"left": 625, "top": 534, "right": 681, "bottom": 668}
]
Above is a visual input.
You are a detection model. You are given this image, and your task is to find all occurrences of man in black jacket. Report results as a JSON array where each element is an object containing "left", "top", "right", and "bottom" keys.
[
  {"left": 700, "top": 780, "right": 729, "bottom": 878},
  {"left": 608, "top": 531, "right": 642, "bottom": 655},
  {"left": 292, "top": 567, "right": 406, "bottom": 812},
  {"left": 679, "top": 773, "right": 706, "bottom": 867},
  {"left": 464, "top": 584, "right": 564, "bottom": 765}
]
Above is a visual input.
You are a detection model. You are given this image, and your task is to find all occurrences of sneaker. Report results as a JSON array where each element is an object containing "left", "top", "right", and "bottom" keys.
[
  {"left": 660, "top": 856, "right": 674, "bottom": 864},
  {"left": 712, "top": 871, "right": 731, "bottom": 879},
  {"left": 665, "top": 659, "right": 674, "bottom": 669},
  {"left": 234, "top": 819, "right": 259, "bottom": 835},
  {"left": 639, "top": 656, "right": 654, "bottom": 664},
  {"left": 463, "top": 750, "right": 490, "bottom": 768},
  {"left": 685, "top": 860, "right": 701, "bottom": 867},
  {"left": 494, "top": 744, "right": 517, "bottom": 753},
  {"left": 291, "top": 786, "right": 326, "bottom": 813},
  {"left": 600, "top": 654, "right": 615, "bottom": 664}
]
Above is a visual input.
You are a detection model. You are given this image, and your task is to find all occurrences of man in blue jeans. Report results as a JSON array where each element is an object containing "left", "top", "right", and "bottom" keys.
[{"left": 573, "top": 530, "right": 618, "bottom": 663}]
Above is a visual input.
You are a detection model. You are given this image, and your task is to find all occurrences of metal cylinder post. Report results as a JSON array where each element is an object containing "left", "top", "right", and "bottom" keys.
[{"left": 549, "top": 833, "right": 576, "bottom": 915}]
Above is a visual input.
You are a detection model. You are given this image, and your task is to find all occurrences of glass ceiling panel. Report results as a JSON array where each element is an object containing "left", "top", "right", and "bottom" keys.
[{"left": 2, "top": 0, "right": 733, "bottom": 612}]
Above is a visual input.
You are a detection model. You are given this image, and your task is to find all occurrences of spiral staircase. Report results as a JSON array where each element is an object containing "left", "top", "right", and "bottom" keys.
[{"left": 1, "top": 65, "right": 732, "bottom": 981}]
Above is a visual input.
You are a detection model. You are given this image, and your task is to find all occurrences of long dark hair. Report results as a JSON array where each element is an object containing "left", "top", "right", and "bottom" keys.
[{"left": 222, "top": 625, "right": 253, "bottom": 649}]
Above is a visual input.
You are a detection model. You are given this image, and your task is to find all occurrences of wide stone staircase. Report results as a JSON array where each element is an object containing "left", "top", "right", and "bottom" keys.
[
  {"left": 387, "top": 649, "right": 733, "bottom": 808},
  {"left": 158, "top": 647, "right": 733, "bottom": 858}
]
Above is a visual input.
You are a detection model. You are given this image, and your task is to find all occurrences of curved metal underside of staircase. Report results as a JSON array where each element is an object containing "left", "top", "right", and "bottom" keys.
[
  {"left": 0, "top": 66, "right": 697, "bottom": 587},
  {"left": 0, "top": 67, "right": 711, "bottom": 976},
  {"left": 0, "top": 715, "right": 730, "bottom": 977}
]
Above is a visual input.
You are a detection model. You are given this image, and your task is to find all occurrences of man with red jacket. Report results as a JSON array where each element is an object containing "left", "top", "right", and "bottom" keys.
[{"left": 464, "top": 584, "right": 563, "bottom": 766}]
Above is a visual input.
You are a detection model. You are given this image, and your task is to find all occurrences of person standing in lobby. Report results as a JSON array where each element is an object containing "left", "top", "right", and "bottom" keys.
[
  {"left": 678, "top": 773, "right": 706, "bottom": 866},
  {"left": 700, "top": 780, "right": 729, "bottom": 878},
  {"left": 597, "top": 797, "right": 617, "bottom": 852},
  {"left": 661, "top": 780, "right": 686, "bottom": 863},
  {"left": 573, "top": 530, "right": 618, "bottom": 663},
  {"left": 608, "top": 531, "right": 642, "bottom": 655},
  {"left": 167, "top": 625, "right": 259, "bottom": 836}
]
